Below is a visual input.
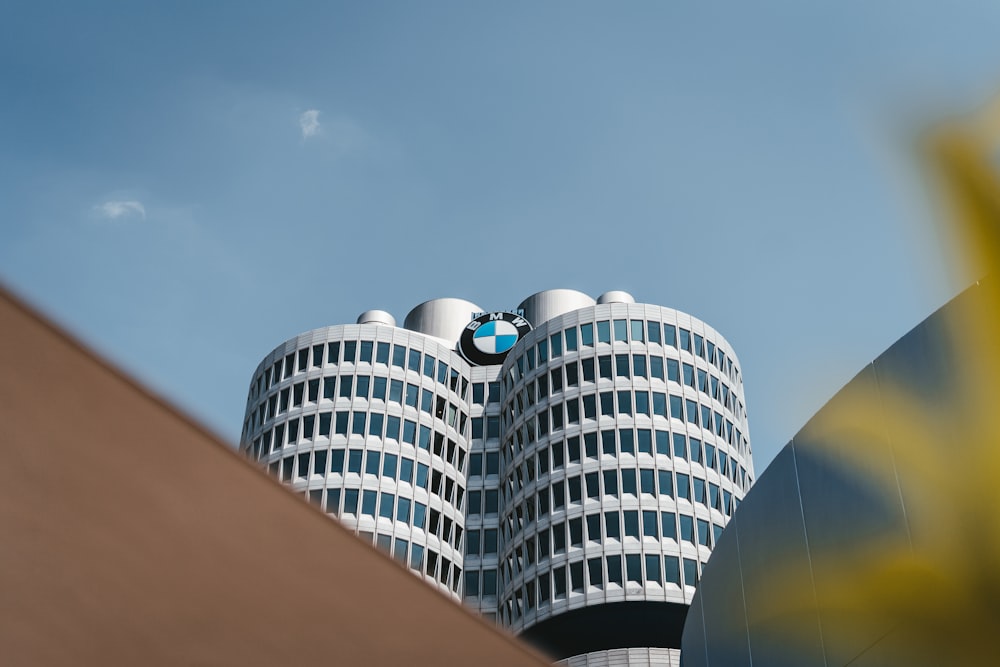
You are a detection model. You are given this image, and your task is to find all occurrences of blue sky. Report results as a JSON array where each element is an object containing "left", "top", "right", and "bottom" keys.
[{"left": 3, "top": 1, "right": 999, "bottom": 471}]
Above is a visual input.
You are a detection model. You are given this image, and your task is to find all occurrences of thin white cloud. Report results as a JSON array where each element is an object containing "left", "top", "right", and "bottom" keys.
[
  {"left": 300, "top": 109, "right": 321, "bottom": 138},
  {"left": 93, "top": 200, "right": 146, "bottom": 220}
]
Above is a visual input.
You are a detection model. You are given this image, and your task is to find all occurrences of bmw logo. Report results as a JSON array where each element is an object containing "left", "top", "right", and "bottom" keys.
[{"left": 458, "top": 312, "right": 532, "bottom": 366}]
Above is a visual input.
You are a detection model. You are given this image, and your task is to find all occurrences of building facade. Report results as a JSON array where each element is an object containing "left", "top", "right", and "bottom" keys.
[
  {"left": 679, "top": 283, "right": 992, "bottom": 667},
  {"left": 239, "top": 289, "right": 755, "bottom": 665}
]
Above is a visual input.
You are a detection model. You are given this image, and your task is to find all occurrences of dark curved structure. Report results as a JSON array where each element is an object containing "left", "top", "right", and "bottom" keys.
[{"left": 681, "top": 284, "right": 988, "bottom": 667}]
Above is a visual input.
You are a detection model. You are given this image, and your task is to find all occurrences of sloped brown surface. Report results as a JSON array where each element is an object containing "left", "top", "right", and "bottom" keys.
[{"left": 0, "top": 285, "right": 549, "bottom": 666}]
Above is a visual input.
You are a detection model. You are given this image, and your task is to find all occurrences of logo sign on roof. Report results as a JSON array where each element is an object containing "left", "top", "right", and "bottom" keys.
[{"left": 458, "top": 312, "right": 532, "bottom": 366}]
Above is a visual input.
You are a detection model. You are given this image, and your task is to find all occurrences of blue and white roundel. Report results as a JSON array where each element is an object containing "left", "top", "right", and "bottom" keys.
[
  {"left": 472, "top": 320, "right": 520, "bottom": 355},
  {"left": 458, "top": 311, "right": 532, "bottom": 366}
]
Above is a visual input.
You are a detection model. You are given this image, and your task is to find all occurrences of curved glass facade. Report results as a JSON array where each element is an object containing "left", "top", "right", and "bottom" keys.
[
  {"left": 240, "top": 325, "right": 470, "bottom": 599},
  {"left": 239, "top": 290, "right": 755, "bottom": 663},
  {"left": 495, "top": 304, "right": 753, "bottom": 644}
]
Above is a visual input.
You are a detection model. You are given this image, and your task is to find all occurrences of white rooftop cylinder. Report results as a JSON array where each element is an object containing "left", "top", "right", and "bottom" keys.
[
  {"left": 403, "top": 298, "right": 483, "bottom": 346},
  {"left": 596, "top": 290, "right": 635, "bottom": 305},
  {"left": 356, "top": 310, "right": 396, "bottom": 327},
  {"left": 517, "top": 289, "right": 595, "bottom": 327}
]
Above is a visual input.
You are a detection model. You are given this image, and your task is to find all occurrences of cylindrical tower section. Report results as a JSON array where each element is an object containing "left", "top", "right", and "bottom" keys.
[
  {"left": 403, "top": 298, "right": 483, "bottom": 346},
  {"left": 494, "top": 302, "right": 753, "bottom": 661},
  {"left": 239, "top": 323, "right": 473, "bottom": 600},
  {"left": 517, "top": 289, "right": 596, "bottom": 328}
]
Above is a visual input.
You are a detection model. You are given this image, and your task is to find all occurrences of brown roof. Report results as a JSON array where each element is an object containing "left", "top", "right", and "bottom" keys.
[{"left": 0, "top": 284, "right": 550, "bottom": 666}]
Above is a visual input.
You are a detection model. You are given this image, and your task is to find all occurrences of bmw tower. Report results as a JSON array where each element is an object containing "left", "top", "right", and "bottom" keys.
[{"left": 239, "top": 289, "right": 755, "bottom": 666}]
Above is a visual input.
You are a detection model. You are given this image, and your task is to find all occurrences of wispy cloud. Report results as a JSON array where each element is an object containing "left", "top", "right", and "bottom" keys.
[
  {"left": 299, "top": 109, "right": 321, "bottom": 138},
  {"left": 93, "top": 200, "right": 146, "bottom": 220}
]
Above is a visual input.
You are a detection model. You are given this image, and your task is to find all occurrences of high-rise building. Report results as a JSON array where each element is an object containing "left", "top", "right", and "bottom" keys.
[{"left": 239, "top": 289, "right": 755, "bottom": 665}]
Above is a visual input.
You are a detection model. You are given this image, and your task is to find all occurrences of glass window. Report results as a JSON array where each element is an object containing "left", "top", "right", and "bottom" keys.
[
  {"left": 392, "top": 345, "right": 406, "bottom": 368},
  {"left": 652, "top": 392, "right": 666, "bottom": 418},
  {"left": 661, "top": 511, "right": 677, "bottom": 540},
  {"left": 372, "top": 377, "right": 387, "bottom": 401},
  {"left": 686, "top": 399, "right": 699, "bottom": 425},
  {"left": 551, "top": 441, "right": 564, "bottom": 469},
  {"left": 655, "top": 430, "right": 670, "bottom": 455},
  {"left": 565, "top": 327, "right": 578, "bottom": 351},
  {"left": 375, "top": 341, "right": 390, "bottom": 364},
  {"left": 599, "top": 355, "right": 613, "bottom": 379},
  {"left": 588, "top": 557, "right": 603, "bottom": 588},
  {"left": 328, "top": 341, "right": 341, "bottom": 365},
  {"left": 485, "top": 490, "right": 499, "bottom": 515},
  {"left": 677, "top": 473, "right": 691, "bottom": 501},
  {"left": 586, "top": 514, "right": 602, "bottom": 542},
  {"left": 396, "top": 497, "right": 411, "bottom": 524},
  {"left": 698, "top": 518, "right": 711, "bottom": 546},
  {"left": 606, "top": 555, "right": 623, "bottom": 586},
  {"left": 356, "top": 376, "right": 370, "bottom": 399},
  {"left": 667, "top": 359, "right": 680, "bottom": 383},
  {"left": 664, "top": 325, "right": 677, "bottom": 348},
  {"left": 635, "top": 391, "right": 649, "bottom": 416},
  {"left": 407, "top": 349, "right": 421, "bottom": 372},
  {"left": 633, "top": 354, "right": 647, "bottom": 378},
  {"left": 621, "top": 469, "right": 637, "bottom": 496},
  {"left": 690, "top": 438, "right": 703, "bottom": 464},
  {"left": 679, "top": 328, "right": 691, "bottom": 352},
  {"left": 413, "top": 502, "right": 427, "bottom": 529},
  {"left": 351, "top": 411, "right": 366, "bottom": 435},
  {"left": 483, "top": 528, "right": 498, "bottom": 554},
  {"left": 339, "top": 377, "right": 353, "bottom": 399},
  {"left": 658, "top": 470, "right": 674, "bottom": 498},
  {"left": 379, "top": 493, "right": 395, "bottom": 519},
  {"left": 343, "top": 341, "right": 357, "bottom": 364},
  {"left": 580, "top": 323, "right": 594, "bottom": 347},
  {"left": 586, "top": 472, "right": 600, "bottom": 499},
  {"left": 649, "top": 357, "right": 664, "bottom": 382},
  {"left": 680, "top": 514, "right": 694, "bottom": 543},
  {"left": 347, "top": 448, "right": 363, "bottom": 473},
  {"left": 600, "top": 392, "right": 615, "bottom": 417},
  {"left": 619, "top": 428, "right": 635, "bottom": 454},
  {"left": 665, "top": 555, "right": 681, "bottom": 584},
  {"left": 684, "top": 558, "right": 698, "bottom": 587},
  {"left": 486, "top": 452, "right": 499, "bottom": 476},
  {"left": 617, "top": 391, "right": 632, "bottom": 416},
  {"left": 329, "top": 448, "right": 345, "bottom": 475},
  {"left": 641, "top": 510, "right": 659, "bottom": 539},
  {"left": 365, "top": 450, "right": 381, "bottom": 476},
  {"left": 673, "top": 433, "right": 687, "bottom": 458},
  {"left": 640, "top": 469, "right": 655, "bottom": 495},
  {"left": 605, "top": 511, "right": 621, "bottom": 541},
  {"left": 344, "top": 488, "right": 359, "bottom": 515},
  {"left": 602, "top": 429, "right": 616, "bottom": 455},
  {"left": 602, "top": 470, "right": 618, "bottom": 497},
  {"left": 612, "top": 319, "right": 627, "bottom": 342},
  {"left": 361, "top": 490, "right": 377, "bottom": 516},
  {"left": 615, "top": 354, "right": 630, "bottom": 378},
  {"left": 597, "top": 320, "right": 611, "bottom": 344},
  {"left": 626, "top": 554, "right": 642, "bottom": 583},
  {"left": 382, "top": 452, "right": 398, "bottom": 479},
  {"left": 670, "top": 395, "right": 684, "bottom": 420},
  {"left": 566, "top": 398, "right": 579, "bottom": 424},
  {"left": 569, "top": 517, "right": 583, "bottom": 546}
]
